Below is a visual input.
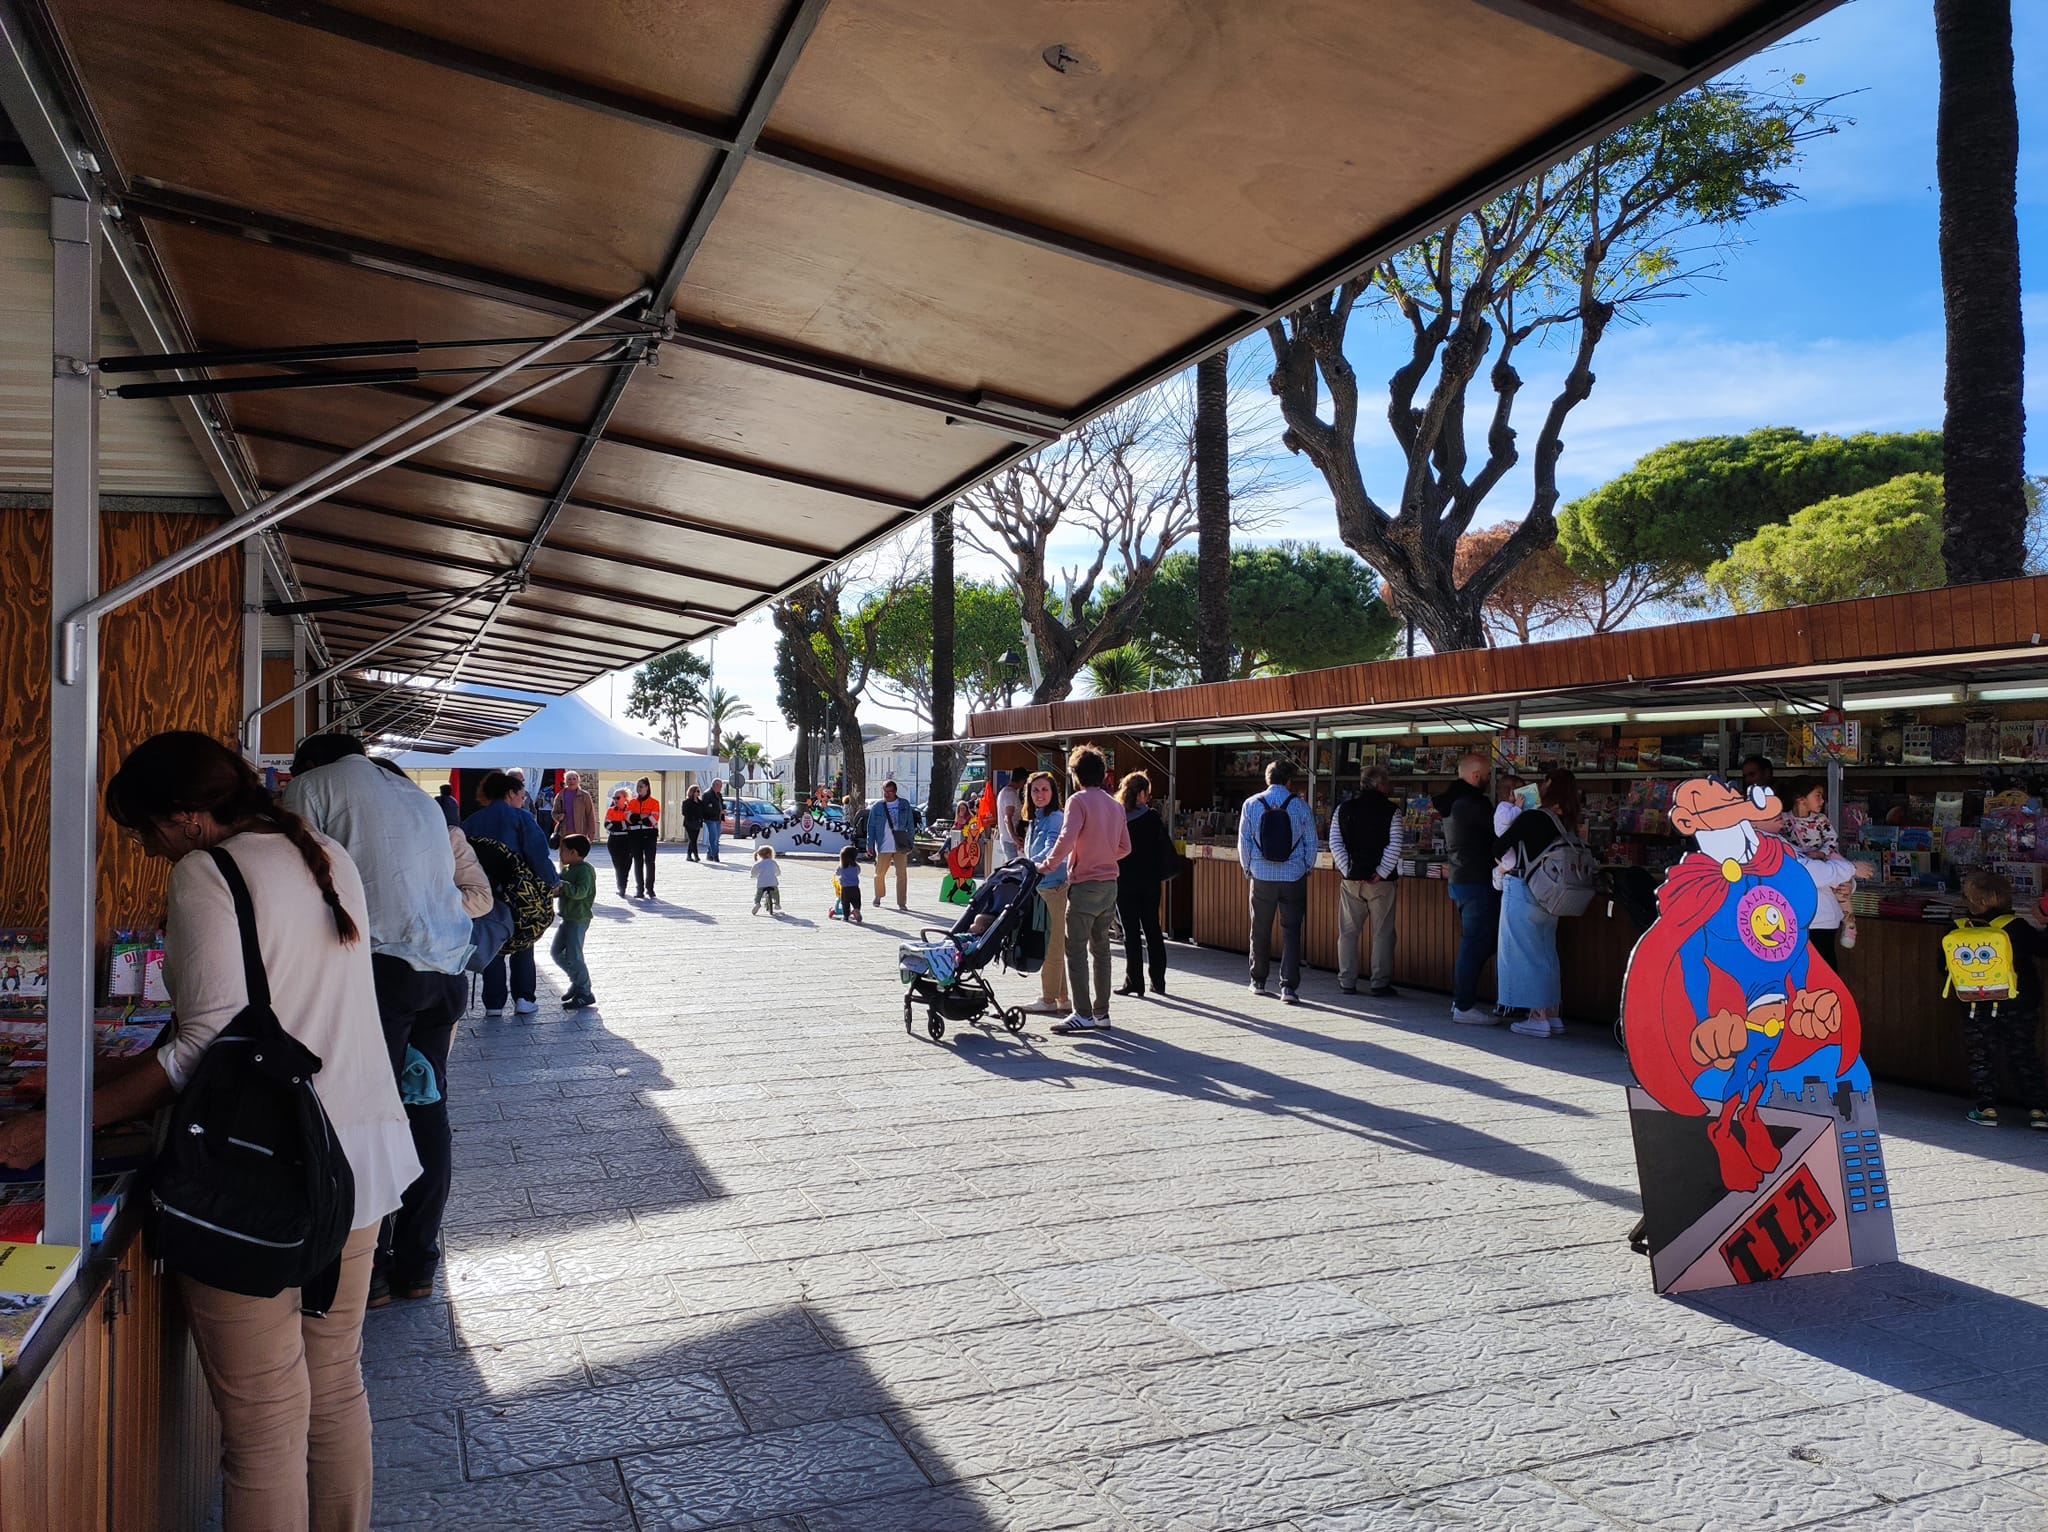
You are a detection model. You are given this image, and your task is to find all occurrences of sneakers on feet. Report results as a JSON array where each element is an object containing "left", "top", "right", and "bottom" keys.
[
  {"left": 1338, "top": 985, "right": 1358, "bottom": 995},
  {"left": 1280, "top": 989, "right": 1300, "bottom": 1006},
  {"left": 2032, "top": 1109, "right": 2047, "bottom": 1132},
  {"left": 1968, "top": 1107, "right": 2000, "bottom": 1126},
  {"left": 1510, "top": 1018, "right": 1553, "bottom": 1038},
  {"left": 1249, "top": 981, "right": 1270, "bottom": 997},
  {"left": 513, "top": 999, "right": 540, "bottom": 1015},
  {"left": 366, "top": 1271, "right": 392, "bottom": 1309},
  {"left": 1547, "top": 1017, "right": 1566, "bottom": 1035},
  {"left": 482, "top": 1008, "right": 504, "bottom": 1018},
  {"left": 1023, "top": 999, "right": 1065, "bottom": 1016},
  {"left": 1368, "top": 985, "right": 1399, "bottom": 998},
  {"left": 1451, "top": 1006, "right": 1499, "bottom": 1026},
  {"left": 1051, "top": 1014, "right": 1105, "bottom": 1034}
]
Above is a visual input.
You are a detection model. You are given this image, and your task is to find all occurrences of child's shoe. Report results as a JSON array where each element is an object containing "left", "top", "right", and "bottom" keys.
[
  {"left": 1967, "top": 1106, "right": 2000, "bottom": 1126},
  {"left": 2031, "top": 1109, "right": 2047, "bottom": 1132}
]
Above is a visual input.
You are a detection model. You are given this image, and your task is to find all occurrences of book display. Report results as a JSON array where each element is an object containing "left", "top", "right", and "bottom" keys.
[{"left": 0, "top": 1241, "right": 82, "bottom": 1376}]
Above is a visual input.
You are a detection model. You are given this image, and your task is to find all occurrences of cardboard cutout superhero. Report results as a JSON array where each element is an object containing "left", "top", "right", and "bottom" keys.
[{"left": 1622, "top": 777, "right": 1862, "bottom": 1194}]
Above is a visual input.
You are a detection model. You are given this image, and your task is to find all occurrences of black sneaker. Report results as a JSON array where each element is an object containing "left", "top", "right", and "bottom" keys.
[{"left": 1369, "top": 985, "right": 1399, "bottom": 998}]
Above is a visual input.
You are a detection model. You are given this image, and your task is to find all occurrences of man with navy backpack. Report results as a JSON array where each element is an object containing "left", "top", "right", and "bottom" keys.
[{"left": 1239, "top": 760, "right": 1319, "bottom": 1005}]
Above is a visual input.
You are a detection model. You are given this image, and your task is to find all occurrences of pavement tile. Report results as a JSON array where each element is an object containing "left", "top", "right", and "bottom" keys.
[
  {"left": 1148, "top": 1280, "right": 1394, "bottom": 1353},
  {"left": 371, "top": 1461, "right": 637, "bottom": 1529},
  {"left": 1540, "top": 1425, "right": 1890, "bottom": 1530},
  {"left": 620, "top": 1415, "right": 930, "bottom": 1530},
  {"left": 460, "top": 1367, "right": 742, "bottom": 1478},
  {"left": 1004, "top": 1252, "right": 1225, "bottom": 1318},
  {"left": 1091, "top": 1422, "right": 1398, "bottom": 1532}
]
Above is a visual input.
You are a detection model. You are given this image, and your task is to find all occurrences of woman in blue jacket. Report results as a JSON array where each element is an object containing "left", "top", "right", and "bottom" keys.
[{"left": 463, "top": 771, "right": 559, "bottom": 1016}]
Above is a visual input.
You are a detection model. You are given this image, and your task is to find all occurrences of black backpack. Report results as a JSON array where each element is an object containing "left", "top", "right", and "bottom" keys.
[
  {"left": 1255, "top": 791, "right": 1299, "bottom": 864},
  {"left": 467, "top": 835, "right": 554, "bottom": 954},
  {"left": 150, "top": 848, "right": 356, "bottom": 1311}
]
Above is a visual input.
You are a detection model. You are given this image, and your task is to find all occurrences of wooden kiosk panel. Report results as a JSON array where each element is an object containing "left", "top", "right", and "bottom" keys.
[
  {"left": 768, "top": 0, "right": 1636, "bottom": 292},
  {"left": 676, "top": 159, "right": 1234, "bottom": 405}
]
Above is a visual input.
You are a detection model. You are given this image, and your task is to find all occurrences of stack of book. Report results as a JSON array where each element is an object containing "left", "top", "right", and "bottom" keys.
[{"left": 0, "top": 1241, "right": 82, "bottom": 1376}]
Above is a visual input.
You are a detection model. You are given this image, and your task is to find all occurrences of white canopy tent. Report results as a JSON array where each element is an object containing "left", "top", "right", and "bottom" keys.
[{"left": 386, "top": 690, "right": 721, "bottom": 776}]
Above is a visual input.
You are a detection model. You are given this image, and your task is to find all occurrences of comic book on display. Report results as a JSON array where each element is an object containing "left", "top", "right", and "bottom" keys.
[
  {"left": 0, "top": 1174, "right": 129, "bottom": 1245},
  {"left": 0, "top": 1240, "right": 82, "bottom": 1375}
]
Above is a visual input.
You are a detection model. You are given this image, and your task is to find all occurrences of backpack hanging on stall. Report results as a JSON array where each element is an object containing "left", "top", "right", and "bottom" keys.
[
  {"left": 1255, "top": 791, "right": 1299, "bottom": 864},
  {"left": 150, "top": 848, "right": 356, "bottom": 1309},
  {"left": 1519, "top": 809, "right": 1598, "bottom": 918},
  {"left": 467, "top": 835, "right": 553, "bottom": 954}
]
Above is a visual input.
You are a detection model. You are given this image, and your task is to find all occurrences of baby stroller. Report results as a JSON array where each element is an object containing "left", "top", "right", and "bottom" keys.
[{"left": 899, "top": 858, "right": 1043, "bottom": 1041}]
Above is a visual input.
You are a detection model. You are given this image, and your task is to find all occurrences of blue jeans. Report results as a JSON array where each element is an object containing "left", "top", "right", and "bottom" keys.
[
  {"left": 551, "top": 921, "right": 592, "bottom": 1001},
  {"left": 705, "top": 820, "right": 723, "bottom": 862},
  {"left": 1448, "top": 883, "right": 1500, "bottom": 1011},
  {"left": 482, "top": 945, "right": 537, "bottom": 1009}
]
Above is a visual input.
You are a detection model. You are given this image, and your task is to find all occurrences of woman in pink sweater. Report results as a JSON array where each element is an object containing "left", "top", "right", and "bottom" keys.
[{"left": 1035, "top": 743, "right": 1130, "bottom": 1033}]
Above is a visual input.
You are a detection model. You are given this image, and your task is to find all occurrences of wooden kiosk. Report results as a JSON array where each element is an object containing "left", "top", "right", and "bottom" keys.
[{"left": 969, "top": 579, "right": 2048, "bottom": 1098}]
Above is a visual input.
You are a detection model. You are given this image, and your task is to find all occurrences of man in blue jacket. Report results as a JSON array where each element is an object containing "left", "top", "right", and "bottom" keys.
[
  {"left": 865, "top": 779, "right": 922, "bottom": 912},
  {"left": 1239, "top": 761, "right": 1319, "bottom": 1005},
  {"left": 464, "top": 771, "right": 559, "bottom": 1017}
]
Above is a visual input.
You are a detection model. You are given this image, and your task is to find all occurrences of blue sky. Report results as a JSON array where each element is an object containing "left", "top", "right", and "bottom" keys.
[{"left": 589, "top": 0, "right": 2044, "bottom": 756}]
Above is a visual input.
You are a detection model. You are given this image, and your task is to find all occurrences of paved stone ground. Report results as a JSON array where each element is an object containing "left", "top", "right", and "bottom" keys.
[{"left": 362, "top": 847, "right": 2048, "bottom": 1530}]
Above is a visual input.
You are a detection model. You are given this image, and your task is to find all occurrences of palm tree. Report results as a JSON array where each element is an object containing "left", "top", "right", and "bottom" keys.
[
  {"left": 1935, "top": 0, "right": 2026, "bottom": 583},
  {"left": 699, "top": 687, "right": 752, "bottom": 755},
  {"left": 722, "top": 731, "right": 756, "bottom": 788},
  {"left": 1083, "top": 642, "right": 1154, "bottom": 697}
]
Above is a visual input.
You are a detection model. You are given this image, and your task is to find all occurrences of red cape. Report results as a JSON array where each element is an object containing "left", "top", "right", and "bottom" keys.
[{"left": 1621, "top": 838, "right": 1861, "bottom": 1116}]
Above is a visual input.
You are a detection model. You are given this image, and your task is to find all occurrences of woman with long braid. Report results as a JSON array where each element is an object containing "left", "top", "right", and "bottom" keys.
[{"left": 0, "top": 731, "right": 417, "bottom": 1531}]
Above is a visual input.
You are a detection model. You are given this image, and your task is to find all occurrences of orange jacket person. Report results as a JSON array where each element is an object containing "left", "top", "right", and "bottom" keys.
[
  {"left": 624, "top": 778, "right": 661, "bottom": 900},
  {"left": 603, "top": 787, "right": 633, "bottom": 898}
]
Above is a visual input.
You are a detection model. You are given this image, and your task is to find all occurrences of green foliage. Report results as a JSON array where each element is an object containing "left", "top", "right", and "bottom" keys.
[
  {"left": 700, "top": 686, "right": 752, "bottom": 754},
  {"left": 1083, "top": 643, "right": 1156, "bottom": 697},
  {"left": 1556, "top": 428, "right": 1944, "bottom": 600},
  {"left": 1134, "top": 542, "right": 1399, "bottom": 681},
  {"left": 1705, "top": 473, "right": 1945, "bottom": 612},
  {"left": 867, "top": 578, "right": 1025, "bottom": 717},
  {"left": 625, "top": 648, "right": 709, "bottom": 747}
]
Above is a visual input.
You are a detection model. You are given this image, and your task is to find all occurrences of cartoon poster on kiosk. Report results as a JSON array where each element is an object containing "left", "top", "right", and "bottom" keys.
[{"left": 1622, "top": 777, "right": 1897, "bottom": 1294}]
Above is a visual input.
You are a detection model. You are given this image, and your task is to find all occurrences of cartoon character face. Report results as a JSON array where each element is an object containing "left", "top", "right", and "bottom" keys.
[
  {"left": 1736, "top": 886, "right": 1799, "bottom": 962},
  {"left": 1947, "top": 938, "right": 2016, "bottom": 999},
  {"left": 1671, "top": 777, "right": 1783, "bottom": 838}
]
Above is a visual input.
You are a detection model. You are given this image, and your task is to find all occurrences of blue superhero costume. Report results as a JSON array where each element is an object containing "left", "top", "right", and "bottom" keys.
[{"left": 1679, "top": 851, "right": 1816, "bottom": 1109}]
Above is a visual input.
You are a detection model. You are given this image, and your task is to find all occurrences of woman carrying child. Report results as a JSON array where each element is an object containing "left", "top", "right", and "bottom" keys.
[
  {"left": 1777, "top": 777, "right": 1867, "bottom": 964},
  {"left": 1019, "top": 771, "right": 1071, "bottom": 1017}
]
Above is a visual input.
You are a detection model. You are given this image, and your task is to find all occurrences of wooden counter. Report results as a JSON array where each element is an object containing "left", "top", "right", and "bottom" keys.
[
  {"left": 0, "top": 1213, "right": 219, "bottom": 1530},
  {"left": 1187, "top": 850, "right": 2009, "bottom": 1097}
]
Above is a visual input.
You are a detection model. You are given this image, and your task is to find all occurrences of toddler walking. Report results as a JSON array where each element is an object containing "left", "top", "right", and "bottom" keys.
[
  {"left": 552, "top": 834, "right": 596, "bottom": 1010},
  {"left": 752, "top": 844, "right": 782, "bottom": 915},
  {"left": 832, "top": 845, "right": 863, "bottom": 923},
  {"left": 1942, "top": 869, "right": 2048, "bottom": 1129}
]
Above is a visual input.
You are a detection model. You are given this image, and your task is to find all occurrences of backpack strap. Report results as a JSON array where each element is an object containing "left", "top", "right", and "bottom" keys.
[{"left": 205, "top": 846, "right": 272, "bottom": 1012}]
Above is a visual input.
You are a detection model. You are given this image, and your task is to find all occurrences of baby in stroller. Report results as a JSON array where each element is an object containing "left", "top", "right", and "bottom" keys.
[{"left": 899, "top": 858, "right": 1042, "bottom": 1041}]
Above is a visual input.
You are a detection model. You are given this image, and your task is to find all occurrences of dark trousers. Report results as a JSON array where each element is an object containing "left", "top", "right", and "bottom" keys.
[
  {"left": 481, "top": 945, "right": 537, "bottom": 1008},
  {"left": 1809, "top": 926, "right": 1838, "bottom": 965},
  {"left": 1448, "top": 883, "right": 1500, "bottom": 1011},
  {"left": 606, "top": 834, "right": 631, "bottom": 895},
  {"left": 1249, "top": 876, "right": 1308, "bottom": 992},
  {"left": 1118, "top": 881, "right": 1167, "bottom": 990},
  {"left": 686, "top": 822, "right": 702, "bottom": 860},
  {"left": 1961, "top": 1006, "right": 2048, "bottom": 1112},
  {"left": 370, "top": 954, "right": 464, "bottom": 1282},
  {"left": 631, "top": 829, "right": 658, "bottom": 896}
]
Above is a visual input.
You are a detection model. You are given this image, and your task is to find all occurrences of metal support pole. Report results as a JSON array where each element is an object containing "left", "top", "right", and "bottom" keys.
[
  {"left": 241, "top": 542, "right": 264, "bottom": 758},
  {"left": 57, "top": 288, "right": 646, "bottom": 674},
  {"left": 44, "top": 194, "right": 98, "bottom": 1249},
  {"left": 291, "top": 620, "right": 309, "bottom": 743},
  {"left": 1826, "top": 680, "right": 1843, "bottom": 830}
]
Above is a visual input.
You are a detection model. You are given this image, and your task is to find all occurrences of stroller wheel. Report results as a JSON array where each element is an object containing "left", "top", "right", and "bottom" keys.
[
  {"left": 926, "top": 1015, "right": 947, "bottom": 1042},
  {"left": 1003, "top": 1009, "right": 1026, "bottom": 1035}
]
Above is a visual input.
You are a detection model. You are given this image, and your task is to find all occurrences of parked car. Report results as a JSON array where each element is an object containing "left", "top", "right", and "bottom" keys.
[{"left": 732, "top": 798, "right": 788, "bottom": 838}]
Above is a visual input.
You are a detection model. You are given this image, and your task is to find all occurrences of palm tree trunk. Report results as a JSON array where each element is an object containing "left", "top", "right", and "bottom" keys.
[
  {"left": 1195, "top": 349, "right": 1231, "bottom": 683},
  {"left": 928, "top": 502, "right": 958, "bottom": 822},
  {"left": 1936, "top": 0, "right": 2026, "bottom": 583}
]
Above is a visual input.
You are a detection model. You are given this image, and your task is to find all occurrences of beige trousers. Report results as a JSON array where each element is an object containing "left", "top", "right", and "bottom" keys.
[
  {"left": 181, "top": 1221, "right": 380, "bottom": 1532},
  {"left": 873, "top": 849, "right": 910, "bottom": 907},
  {"left": 1037, "top": 885, "right": 1070, "bottom": 1006}
]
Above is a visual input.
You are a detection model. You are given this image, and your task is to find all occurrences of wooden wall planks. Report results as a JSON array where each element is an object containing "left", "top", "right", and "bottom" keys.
[{"left": 0, "top": 507, "right": 242, "bottom": 944}]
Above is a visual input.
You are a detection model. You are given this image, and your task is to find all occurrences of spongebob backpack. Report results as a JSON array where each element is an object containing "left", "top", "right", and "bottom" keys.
[{"left": 1942, "top": 915, "right": 2019, "bottom": 1011}]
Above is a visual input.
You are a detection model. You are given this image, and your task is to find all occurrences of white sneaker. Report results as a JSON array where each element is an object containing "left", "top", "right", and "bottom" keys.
[
  {"left": 1249, "top": 981, "right": 1270, "bottom": 997},
  {"left": 483, "top": 1008, "right": 504, "bottom": 1018},
  {"left": 1024, "top": 999, "right": 1066, "bottom": 1015},
  {"left": 1051, "top": 1014, "right": 1103, "bottom": 1034},
  {"left": 513, "top": 999, "right": 540, "bottom": 1015},
  {"left": 1451, "top": 1006, "right": 1499, "bottom": 1026},
  {"left": 1547, "top": 1017, "right": 1566, "bottom": 1036},
  {"left": 1510, "top": 1018, "right": 1553, "bottom": 1038}
]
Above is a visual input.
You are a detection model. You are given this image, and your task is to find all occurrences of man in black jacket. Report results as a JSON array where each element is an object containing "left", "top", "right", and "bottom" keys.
[
  {"left": 1432, "top": 752, "right": 1500, "bottom": 1025},
  {"left": 1332, "top": 766, "right": 1403, "bottom": 996}
]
